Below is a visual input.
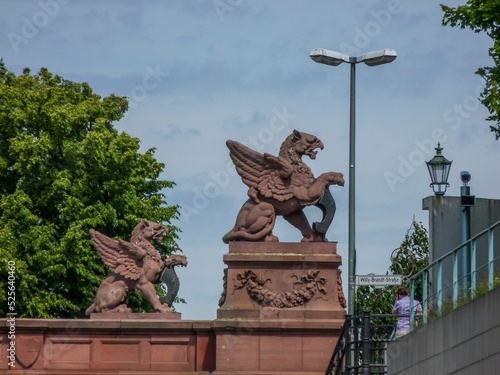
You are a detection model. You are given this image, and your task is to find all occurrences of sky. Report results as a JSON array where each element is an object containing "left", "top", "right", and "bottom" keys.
[{"left": 1, "top": 0, "right": 498, "bottom": 320}]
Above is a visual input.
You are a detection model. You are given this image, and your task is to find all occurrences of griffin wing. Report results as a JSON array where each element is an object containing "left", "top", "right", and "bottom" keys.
[
  {"left": 89, "top": 229, "right": 147, "bottom": 280},
  {"left": 226, "top": 140, "right": 295, "bottom": 202}
]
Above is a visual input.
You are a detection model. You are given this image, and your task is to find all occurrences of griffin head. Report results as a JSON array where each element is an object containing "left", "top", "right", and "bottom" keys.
[
  {"left": 288, "top": 129, "right": 324, "bottom": 161},
  {"left": 133, "top": 219, "right": 169, "bottom": 244},
  {"left": 164, "top": 254, "right": 188, "bottom": 268}
]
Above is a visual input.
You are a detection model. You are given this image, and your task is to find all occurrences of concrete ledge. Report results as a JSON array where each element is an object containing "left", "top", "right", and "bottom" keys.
[
  {"left": 213, "top": 318, "right": 344, "bottom": 331},
  {"left": 1, "top": 318, "right": 213, "bottom": 331},
  {"left": 2, "top": 371, "right": 210, "bottom": 375},
  {"left": 228, "top": 241, "right": 339, "bottom": 254},
  {"left": 216, "top": 308, "right": 345, "bottom": 320},
  {"left": 90, "top": 312, "right": 181, "bottom": 320},
  {"left": 224, "top": 253, "right": 341, "bottom": 263}
]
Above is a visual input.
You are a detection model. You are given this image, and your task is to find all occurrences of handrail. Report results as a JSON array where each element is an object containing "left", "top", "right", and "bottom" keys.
[
  {"left": 325, "top": 312, "right": 398, "bottom": 375},
  {"left": 409, "top": 219, "right": 500, "bottom": 322},
  {"left": 325, "top": 318, "right": 347, "bottom": 375},
  {"left": 412, "top": 220, "right": 500, "bottom": 280}
]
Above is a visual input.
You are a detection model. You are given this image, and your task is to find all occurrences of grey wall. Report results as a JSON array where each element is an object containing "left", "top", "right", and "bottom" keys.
[
  {"left": 387, "top": 286, "right": 500, "bottom": 375},
  {"left": 423, "top": 195, "right": 500, "bottom": 262}
]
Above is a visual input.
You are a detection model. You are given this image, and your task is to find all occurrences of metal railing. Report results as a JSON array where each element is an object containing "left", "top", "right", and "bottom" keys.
[
  {"left": 325, "top": 312, "right": 398, "bottom": 375},
  {"left": 409, "top": 220, "right": 500, "bottom": 324},
  {"left": 326, "top": 221, "right": 500, "bottom": 374}
]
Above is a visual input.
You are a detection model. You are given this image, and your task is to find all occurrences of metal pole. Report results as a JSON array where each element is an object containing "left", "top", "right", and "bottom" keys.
[
  {"left": 348, "top": 62, "right": 356, "bottom": 316},
  {"left": 460, "top": 185, "right": 471, "bottom": 293},
  {"left": 345, "top": 315, "right": 352, "bottom": 374},
  {"left": 361, "top": 311, "right": 371, "bottom": 375}
]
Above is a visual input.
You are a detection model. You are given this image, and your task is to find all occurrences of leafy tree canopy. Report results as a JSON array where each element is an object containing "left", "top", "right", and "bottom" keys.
[
  {"left": 355, "top": 220, "right": 429, "bottom": 315},
  {"left": 0, "top": 61, "right": 180, "bottom": 318},
  {"left": 441, "top": 0, "right": 500, "bottom": 139}
]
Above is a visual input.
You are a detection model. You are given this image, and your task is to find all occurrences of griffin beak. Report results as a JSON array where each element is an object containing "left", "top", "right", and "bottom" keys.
[{"left": 308, "top": 140, "right": 324, "bottom": 160}]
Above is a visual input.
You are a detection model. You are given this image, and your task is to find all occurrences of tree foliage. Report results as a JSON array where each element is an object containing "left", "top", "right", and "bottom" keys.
[
  {"left": 0, "top": 61, "right": 180, "bottom": 318},
  {"left": 355, "top": 220, "right": 429, "bottom": 315},
  {"left": 441, "top": 0, "right": 500, "bottom": 139}
]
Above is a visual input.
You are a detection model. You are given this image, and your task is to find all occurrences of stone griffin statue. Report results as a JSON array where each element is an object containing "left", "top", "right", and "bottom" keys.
[
  {"left": 223, "top": 129, "right": 344, "bottom": 243},
  {"left": 85, "top": 220, "right": 187, "bottom": 315}
]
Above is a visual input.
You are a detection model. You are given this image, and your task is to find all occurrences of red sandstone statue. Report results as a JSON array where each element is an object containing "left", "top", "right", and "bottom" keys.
[
  {"left": 86, "top": 220, "right": 187, "bottom": 315},
  {"left": 223, "top": 129, "right": 344, "bottom": 243}
]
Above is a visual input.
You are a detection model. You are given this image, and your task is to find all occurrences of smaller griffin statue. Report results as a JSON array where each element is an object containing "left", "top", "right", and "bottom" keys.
[
  {"left": 223, "top": 129, "right": 344, "bottom": 243},
  {"left": 85, "top": 220, "right": 187, "bottom": 315}
]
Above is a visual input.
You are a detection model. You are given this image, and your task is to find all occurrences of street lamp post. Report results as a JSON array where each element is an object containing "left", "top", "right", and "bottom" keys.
[{"left": 310, "top": 48, "right": 397, "bottom": 315}]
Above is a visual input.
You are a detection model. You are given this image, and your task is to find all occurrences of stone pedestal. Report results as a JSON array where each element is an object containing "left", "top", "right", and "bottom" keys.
[{"left": 214, "top": 242, "right": 345, "bottom": 374}]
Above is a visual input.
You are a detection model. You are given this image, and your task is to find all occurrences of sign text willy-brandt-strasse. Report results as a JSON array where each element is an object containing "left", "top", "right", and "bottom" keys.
[{"left": 357, "top": 275, "right": 402, "bottom": 286}]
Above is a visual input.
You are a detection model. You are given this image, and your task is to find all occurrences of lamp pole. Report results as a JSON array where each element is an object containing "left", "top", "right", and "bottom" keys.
[
  {"left": 460, "top": 171, "right": 475, "bottom": 293},
  {"left": 310, "top": 48, "right": 397, "bottom": 315},
  {"left": 348, "top": 61, "right": 356, "bottom": 316}
]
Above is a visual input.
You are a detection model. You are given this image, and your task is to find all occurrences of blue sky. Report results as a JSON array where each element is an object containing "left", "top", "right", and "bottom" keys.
[{"left": 1, "top": 0, "right": 498, "bottom": 320}]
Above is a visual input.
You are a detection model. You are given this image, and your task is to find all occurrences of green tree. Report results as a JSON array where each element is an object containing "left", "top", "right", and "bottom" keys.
[
  {"left": 355, "top": 220, "right": 429, "bottom": 315},
  {"left": 0, "top": 61, "right": 180, "bottom": 318},
  {"left": 441, "top": 0, "right": 500, "bottom": 139}
]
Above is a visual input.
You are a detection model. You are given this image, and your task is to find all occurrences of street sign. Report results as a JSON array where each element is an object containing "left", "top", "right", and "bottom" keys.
[{"left": 357, "top": 274, "right": 402, "bottom": 286}]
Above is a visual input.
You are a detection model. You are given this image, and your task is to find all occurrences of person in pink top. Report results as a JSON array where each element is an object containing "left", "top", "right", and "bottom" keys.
[{"left": 392, "top": 287, "right": 422, "bottom": 338}]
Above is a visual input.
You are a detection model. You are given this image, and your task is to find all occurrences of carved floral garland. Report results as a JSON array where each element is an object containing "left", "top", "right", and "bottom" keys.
[{"left": 233, "top": 269, "right": 328, "bottom": 308}]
